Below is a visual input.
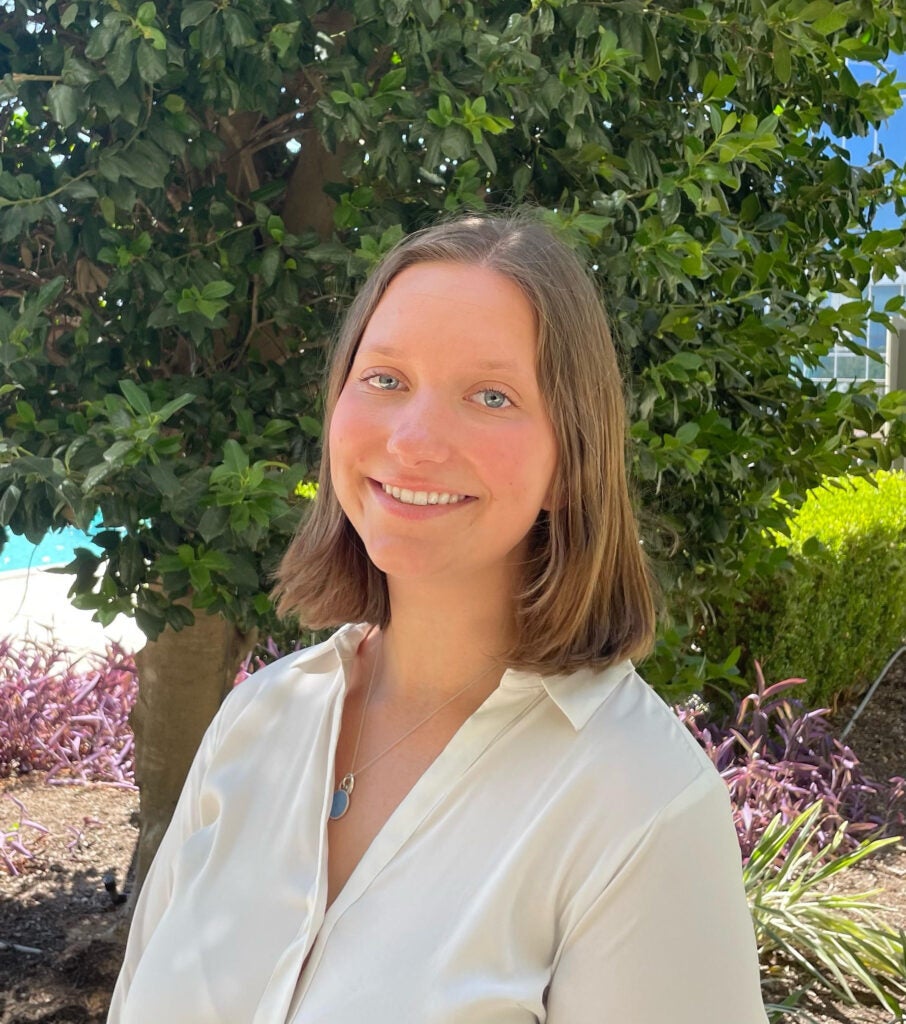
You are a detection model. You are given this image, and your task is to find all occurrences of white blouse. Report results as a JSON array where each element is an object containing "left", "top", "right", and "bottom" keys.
[{"left": 108, "top": 622, "right": 768, "bottom": 1023}]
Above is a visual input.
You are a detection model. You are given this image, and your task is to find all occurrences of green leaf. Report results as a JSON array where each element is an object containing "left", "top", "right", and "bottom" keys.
[
  {"left": 795, "top": 0, "right": 834, "bottom": 21},
  {"left": 156, "top": 392, "right": 194, "bottom": 420},
  {"left": 266, "top": 215, "right": 285, "bottom": 243},
  {"left": 812, "top": 9, "right": 850, "bottom": 34},
  {"left": 223, "top": 8, "right": 255, "bottom": 47},
  {"left": 136, "top": 2, "right": 156, "bottom": 26},
  {"left": 103, "top": 439, "right": 135, "bottom": 466},
  {"left": 222, "top": 439, "right": 249, "bottom": 474},
  {"left": 773, "top": 33, "right": 791, "bottom": 85},
  {"left": 378, "top": 67, "right": 407, "bottom": 93},
  {"left": 117, "top": 141, "right": 170, "bottom": 190},
  {"left": 195, "top": 298, "right": 226, "bottom": 321},
  {"left": 197, "top": 506, "right": 229, "bottom": 543},
  {"left": 200, "top": 280, "right": 234, "bottom": 300},
  {"left": 188, "top": 564, "right": 211, "bottom": 591},
  {"left": 0, "top": 484, "right": 22, "bottom": 525},
  {"left": 132, "top": 231, "right": 152, "bottom": 256},
  {"left": 137, "top": 42, "right": 167, "bottom": 84},
  {"left": 641, "top": 21, "right": 661, "bottom": 83},
  {"left": 37, "top": 277, "right": 66, "bottom": 309},
  {"left": 119, "top": 379, "right": 152, "bottom": 415},
  {"left": 147, "top": 463, "right": 179, "bottom": 496},
  {"left": 676, "top": 422, "right": 701, "bottom": 445},
  {"left": 298, "top": 415, "right": 322, "bottom": 438},
  {"left": 702, "top": 72, "right": 735, "bottom": 101},
  {"left": 107, "top": 34, "right": 135, "bottom": 88},
  {"left": 475, "top": 138, "right": 497, "bottom": 173},
  {"left": 268, "top": 21, "right": 300, "bottom": 60},
  {"left": 62, "top": 52, "right": 97, "bottom": 87},
  {"left": 258, "top": 247, "right": 280, "bottom": 287},
  {"left": 47, "top": 84, "right": 80, "bottom": 128},
  {"left": 180, "top": 1, "right": 215, "bottom": 29},
  {"left": 85, "top": 14, "right": 125, "bottom": 60},
  {"left": 147, "top": 26, "right": 168, "bottom": 49}
]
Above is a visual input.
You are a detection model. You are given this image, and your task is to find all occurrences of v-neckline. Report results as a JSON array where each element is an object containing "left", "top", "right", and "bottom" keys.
[{"left": 286, "top": 665, "right": 546, "bottom": 1019}]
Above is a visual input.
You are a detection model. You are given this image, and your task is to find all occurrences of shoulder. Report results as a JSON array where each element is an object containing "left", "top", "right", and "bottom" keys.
[
  {"left": 604, "top": 666, "right": 717, "bottom": 780},
  {"left": 208, "top": 623, "right": 366, "bottom": 740},
  {"left": 550, "top": 661, "right": 726, "bottom": 826}
]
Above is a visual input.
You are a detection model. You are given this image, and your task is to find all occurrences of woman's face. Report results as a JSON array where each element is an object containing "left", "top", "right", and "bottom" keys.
[{"left": 328, "top": 261, "right": 559, "bottom": 591}]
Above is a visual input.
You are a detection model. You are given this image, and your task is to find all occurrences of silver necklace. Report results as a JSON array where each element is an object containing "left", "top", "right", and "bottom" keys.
[{"left": 329, "top": 639, "right": 498, "bottom": 820}]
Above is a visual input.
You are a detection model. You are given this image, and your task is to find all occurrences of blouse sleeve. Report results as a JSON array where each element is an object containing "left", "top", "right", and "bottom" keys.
[
  {"left": 545, "top": 770, "right": 769, "bottom": 1024},
  {"left": 106, "top": 708, "right": 224, "bottom": 1022}
]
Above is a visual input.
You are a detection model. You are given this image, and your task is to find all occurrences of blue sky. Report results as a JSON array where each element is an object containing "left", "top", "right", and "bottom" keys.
[{"left": 845, "top": 52, "right": 906, "bottom": 230}]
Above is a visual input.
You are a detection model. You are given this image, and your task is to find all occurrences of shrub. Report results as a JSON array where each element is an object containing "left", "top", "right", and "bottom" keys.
[
  {"left": 678, "top": 666, "right": 906, "bottom": 861},
  {"left": 0, "top": 635, "right": 137, "bottom": 787},
  {"left": 750, "top": 803, "right": 906, "bottom": 1019},
  {"left": 680, "top": 666, "right": 906, "bottom": 1016},
  {"left": 711, "top": 471, "right": 906, "bottom": 709}
]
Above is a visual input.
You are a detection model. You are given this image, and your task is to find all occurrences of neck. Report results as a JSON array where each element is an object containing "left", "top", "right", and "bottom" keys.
[{"left": 372, "top": 573, "right": 517, "bottom": 705}]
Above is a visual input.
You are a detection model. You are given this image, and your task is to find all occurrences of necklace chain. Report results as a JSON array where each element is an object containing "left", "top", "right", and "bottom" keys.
[
  {"left": 329, "top": 631, "right": 499, "bottom": 820},
  {"left": 346, "top": 629, "right": 383, "bottom": 777}
]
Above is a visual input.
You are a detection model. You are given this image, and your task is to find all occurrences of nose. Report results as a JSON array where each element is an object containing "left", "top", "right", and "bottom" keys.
[{"left": 385, "top": 390, "right": 452, "bottom": 465}]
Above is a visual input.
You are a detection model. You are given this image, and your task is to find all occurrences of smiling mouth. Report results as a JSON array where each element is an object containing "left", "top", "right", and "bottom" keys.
[{"left": 380, "top": 483, "right": 470, "bottom": 506}]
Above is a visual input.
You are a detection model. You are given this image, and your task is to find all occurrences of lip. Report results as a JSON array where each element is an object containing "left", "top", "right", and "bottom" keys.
[{"left": 366, "top": 478, "right": 476, "bottom": 518}]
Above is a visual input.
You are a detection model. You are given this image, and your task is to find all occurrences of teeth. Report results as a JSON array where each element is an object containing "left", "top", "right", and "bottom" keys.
[{"left": 382, "top": 484, "right": 467, "bottom": 506}]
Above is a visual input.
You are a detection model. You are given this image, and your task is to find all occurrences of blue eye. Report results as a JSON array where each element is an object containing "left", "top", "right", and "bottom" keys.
[
  {"left": 365, "top": 373, "right": 401, "bottom": 390},
  {"left": 475, "top": 389, "right": 511, "bottom": 409}
]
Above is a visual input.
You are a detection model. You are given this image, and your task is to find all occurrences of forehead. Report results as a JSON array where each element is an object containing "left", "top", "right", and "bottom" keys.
[{"left": 359, "top": 261, "right": 537, "bottom": 356}]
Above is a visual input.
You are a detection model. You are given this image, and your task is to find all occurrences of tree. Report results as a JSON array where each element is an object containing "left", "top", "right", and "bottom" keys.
[{"left": 2, "top": 0, "right": 905, "bottom": 885}]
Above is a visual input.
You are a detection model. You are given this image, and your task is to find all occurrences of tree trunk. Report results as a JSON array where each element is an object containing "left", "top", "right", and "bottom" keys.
[
  {"left": 283, "top": 129, "right": 353, "bottom": 240},
  {"left": 129, "top": 610, "right": 257, "bottom": 900}
]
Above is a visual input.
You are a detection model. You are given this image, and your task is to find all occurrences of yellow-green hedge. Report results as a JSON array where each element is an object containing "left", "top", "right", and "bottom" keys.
[{"left": 724, "top": 471, "right": 906, "bottom": 709}]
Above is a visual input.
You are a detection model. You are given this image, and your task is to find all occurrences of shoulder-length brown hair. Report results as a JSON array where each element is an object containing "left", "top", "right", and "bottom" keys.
[{"left": 274, "top": 212, "right": 655, "bottom": 674}]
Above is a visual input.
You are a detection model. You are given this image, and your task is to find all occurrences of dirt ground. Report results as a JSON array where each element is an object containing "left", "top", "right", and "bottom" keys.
[
  {"left": 1, "top": 655, "right": 904, "bottom": 1024},
  {"left": 0, "top": 780, "right": 137, "bottom": 1023}
]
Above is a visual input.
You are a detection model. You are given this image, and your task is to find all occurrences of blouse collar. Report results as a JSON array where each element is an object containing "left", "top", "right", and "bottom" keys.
[{"left": 288, "top": 623, "right": 635, "bottom": 733}]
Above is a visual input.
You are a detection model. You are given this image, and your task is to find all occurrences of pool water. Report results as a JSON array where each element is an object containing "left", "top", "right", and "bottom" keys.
[{"left": 1, "top": 524, "right": 102, "bottom": 574}]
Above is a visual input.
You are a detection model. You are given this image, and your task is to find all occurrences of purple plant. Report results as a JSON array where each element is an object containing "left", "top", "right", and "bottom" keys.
[
  {"left": 0, "top": 792, "right": 50, "bottom": 876},
  {"left": 234, "top": 635, "right": 304, "bottom": 686},
  {"left": 677, "top": 664, "right": 906, "bottom": 861},
  {"left": 65, "top": 815, "right": 104, "bottom": 853},
  {"left": 0, "top": 634, "right": 138, "bottom": 788}
]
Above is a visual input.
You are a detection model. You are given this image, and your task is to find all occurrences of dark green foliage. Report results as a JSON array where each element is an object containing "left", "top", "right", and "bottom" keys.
[
  {"left": 716, "top": 471, "right": 906, "bottom": 708},
  {"left": 1, "top": 0, "right": 906, "bottom": 697}
]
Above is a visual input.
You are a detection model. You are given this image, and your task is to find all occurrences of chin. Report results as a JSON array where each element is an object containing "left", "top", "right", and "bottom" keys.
[{"left": 366, "top": 551, "right": 452, "bottom": 582}]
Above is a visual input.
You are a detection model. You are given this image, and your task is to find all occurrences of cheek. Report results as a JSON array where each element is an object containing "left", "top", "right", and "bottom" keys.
[
  {"left": 327, "top": 401, "right": 363, "bottom": 510},
  {"left": 328, "top": 392, "right": 369, "bottom": 466},
  {"left": 490, "top": 429, "right": 557, "bottom": 504},
  {"left": 523, "top": 433, "right": 559, "bottom": 512}
]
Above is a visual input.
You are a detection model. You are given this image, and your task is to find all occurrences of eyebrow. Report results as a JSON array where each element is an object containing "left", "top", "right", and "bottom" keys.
[{"left": 361, "top": 345, "right": 524, "bottom": 374}]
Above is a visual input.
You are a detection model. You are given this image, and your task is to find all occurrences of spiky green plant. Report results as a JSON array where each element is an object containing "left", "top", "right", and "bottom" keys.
[
  {"left": 748, "top": 802, "right": 906, "bottom": 1018},
  {"left": 762, "top": 996, "right": 827, "bottom": 1024}
]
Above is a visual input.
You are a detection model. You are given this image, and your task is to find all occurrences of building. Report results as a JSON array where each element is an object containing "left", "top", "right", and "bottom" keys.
[{"left": 802, "top": 273, "right": 906, "bottom": 395}]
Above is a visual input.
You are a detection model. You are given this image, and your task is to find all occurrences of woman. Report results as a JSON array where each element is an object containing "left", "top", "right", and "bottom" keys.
[{"left": 109, "top": 214, "right": 768, "bottom": 1022}]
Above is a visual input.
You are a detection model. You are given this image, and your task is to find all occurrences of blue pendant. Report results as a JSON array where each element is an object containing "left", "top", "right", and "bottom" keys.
[
  {"left": 330, "top": 788, "right": 349, "bottom": 819},
  {"left": 329, "top": 773, "right": 355, "bottom": 820}
]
